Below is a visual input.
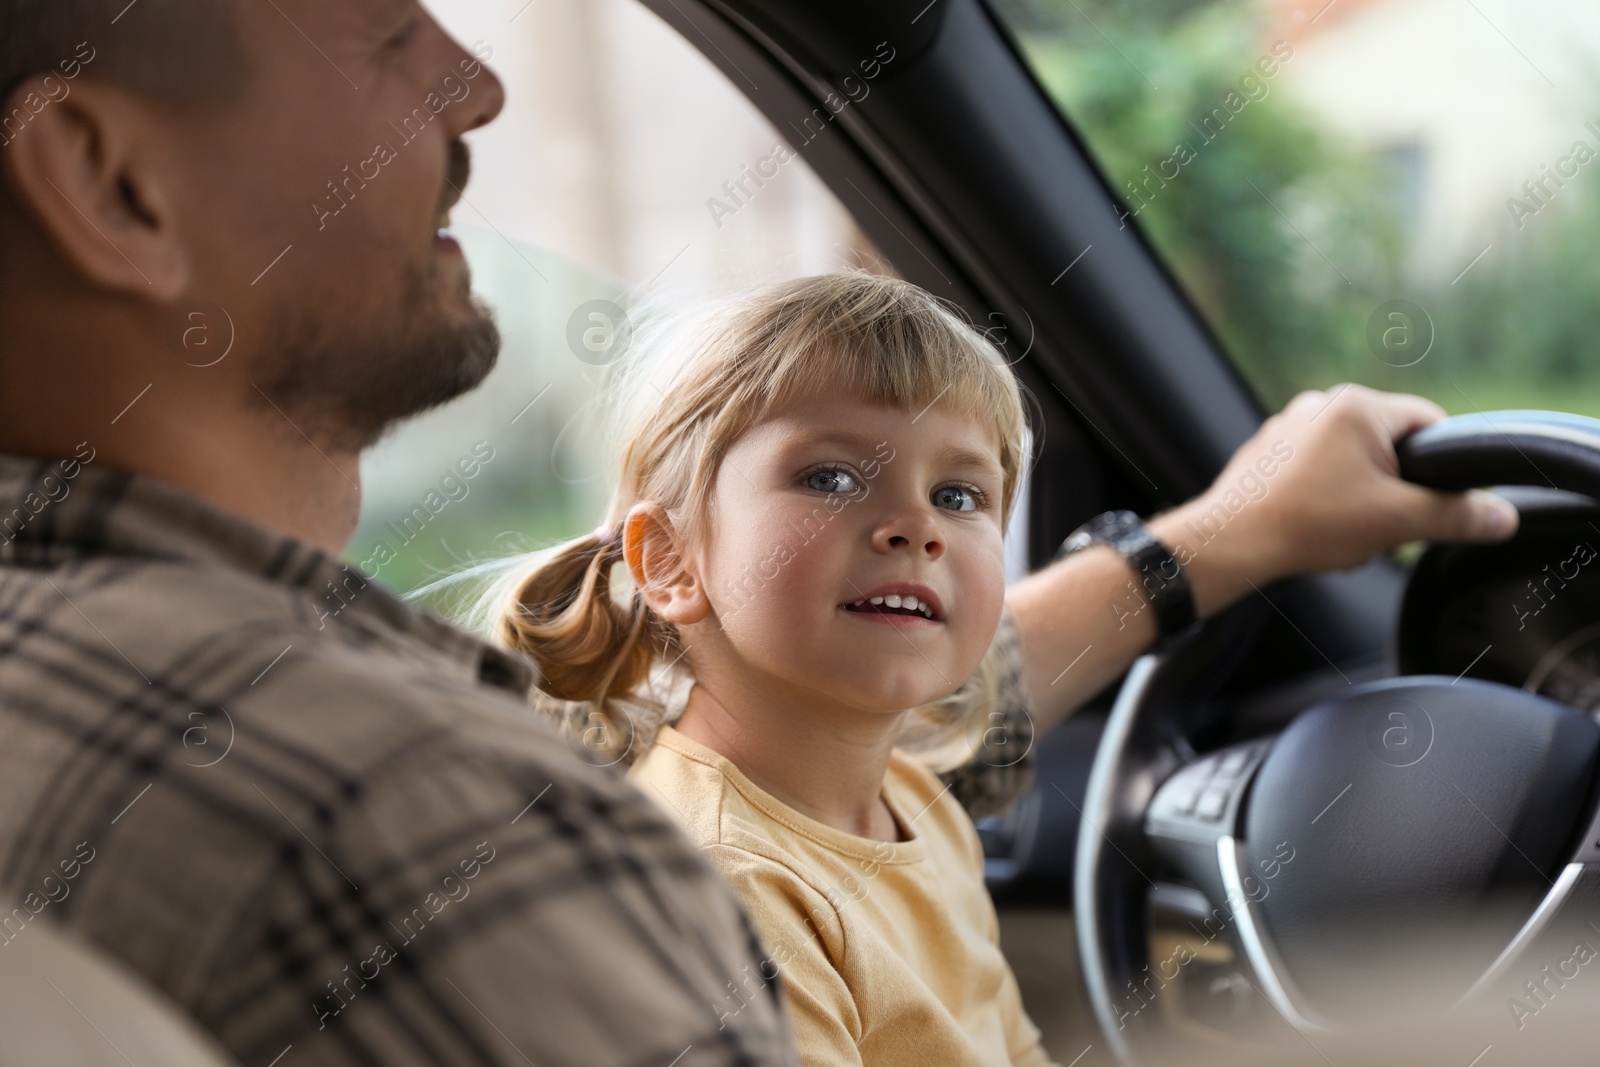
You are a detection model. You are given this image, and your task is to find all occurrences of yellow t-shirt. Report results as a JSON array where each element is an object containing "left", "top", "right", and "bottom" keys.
[{"left": 629, "top": 723, "right": 1058, "bottom": 1067}]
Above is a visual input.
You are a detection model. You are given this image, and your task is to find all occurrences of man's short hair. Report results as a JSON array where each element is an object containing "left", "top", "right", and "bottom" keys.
[{"left": 0, "top": 0, "right": 244, "bottom": 107}]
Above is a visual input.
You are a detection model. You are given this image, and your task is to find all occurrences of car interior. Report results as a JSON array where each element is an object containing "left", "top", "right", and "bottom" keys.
[
  {"left": 19, "top": 0, "right": 1600, "bottom": 1063},
  {"left": 623, "top": 2, "right": 1600, "bottom": 1064}
]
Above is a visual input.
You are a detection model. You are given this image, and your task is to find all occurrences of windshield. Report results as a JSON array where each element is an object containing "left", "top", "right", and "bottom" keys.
[{"left": 994, "top": 0, "right": 1600, "bottom": 416}]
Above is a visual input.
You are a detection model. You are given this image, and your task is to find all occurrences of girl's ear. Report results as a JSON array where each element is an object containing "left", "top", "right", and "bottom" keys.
[{"left": 623, "top": 502, "right": 710, "bottom": 626}]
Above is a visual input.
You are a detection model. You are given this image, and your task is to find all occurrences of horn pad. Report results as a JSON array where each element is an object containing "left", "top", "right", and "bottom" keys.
[{"left": 1243, "top": 678, "right": 1600, "bottom": 1015}]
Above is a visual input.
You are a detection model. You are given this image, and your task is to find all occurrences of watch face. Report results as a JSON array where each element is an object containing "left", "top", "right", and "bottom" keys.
[
  {"left": 1094, "top": 511, "right": 1130, "bottom": 529},
  {"left": 1061, "top": 511, "right": 1139, "bottom": 559},
  {"left": 1119, "top": 528, "right": 1159, "bottom": 555}
]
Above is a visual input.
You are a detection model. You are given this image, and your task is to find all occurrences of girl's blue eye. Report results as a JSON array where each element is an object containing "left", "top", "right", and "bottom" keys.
[
  {"left": 932, "top": 484, "right": 986, "bottom": 512},
  {"left": 803, "top": 467, "right": 862, "bottom": 495}
]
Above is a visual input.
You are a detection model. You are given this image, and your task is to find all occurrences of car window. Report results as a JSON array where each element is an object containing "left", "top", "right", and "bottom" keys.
[
  {"left": 993, "top": 0, "right": 1600, "bottom": 418},
  {"left": 348, "top": 0, "right": 1035, "bottom": 603}
]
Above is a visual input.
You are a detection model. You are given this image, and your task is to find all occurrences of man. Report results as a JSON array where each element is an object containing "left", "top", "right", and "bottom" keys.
[
  {"left": 0, "top": 0, "right": 1514, "bottom": 1064},
  {"left": 0, "top": 3, "right": 796, "bottom": 1064}
]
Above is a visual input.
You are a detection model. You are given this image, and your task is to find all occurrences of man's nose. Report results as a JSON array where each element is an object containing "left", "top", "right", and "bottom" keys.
[
  {"left": 431, "top": 19, "right": 506, "bottom": 136},
  {"left": 458, "top": 59, "right": 506, "bottom": 134}
]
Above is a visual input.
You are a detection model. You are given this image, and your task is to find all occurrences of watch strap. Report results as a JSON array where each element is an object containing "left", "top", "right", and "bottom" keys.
[{"left": 1056, "top": 510, "right": 1199, "bottom": 649}]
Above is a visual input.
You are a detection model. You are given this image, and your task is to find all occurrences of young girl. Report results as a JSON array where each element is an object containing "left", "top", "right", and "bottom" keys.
[{"left": 482, "top": 271, "right": 1057, "bottom": 1066}]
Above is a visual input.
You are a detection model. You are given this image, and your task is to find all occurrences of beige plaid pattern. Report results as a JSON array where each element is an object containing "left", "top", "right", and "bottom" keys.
[{"left": 0, "top": 453, "right": 798, "bottom": 1067}]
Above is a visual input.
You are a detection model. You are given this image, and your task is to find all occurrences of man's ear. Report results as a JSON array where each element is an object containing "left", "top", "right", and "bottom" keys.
[
  {"left": 623, "top": 502, "right": 710, "bottom": 626},
  {"left": 1, "top": 76, "right": 188, "bottom": 300}
]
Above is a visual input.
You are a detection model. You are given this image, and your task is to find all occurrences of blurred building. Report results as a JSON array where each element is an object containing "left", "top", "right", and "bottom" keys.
[
  {"left": 424, "top": 0, "right": 870, "bottom": 290},
  {"left": 1265, "top": 0, "right": 1600, "bottom": 283}
]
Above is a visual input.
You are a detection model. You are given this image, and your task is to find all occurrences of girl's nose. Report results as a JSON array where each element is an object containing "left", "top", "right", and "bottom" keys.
[{"left": 872, "top": 510, "right": 945, "bottom": 561}]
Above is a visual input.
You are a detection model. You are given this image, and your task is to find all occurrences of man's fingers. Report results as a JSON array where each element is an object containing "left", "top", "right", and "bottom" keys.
[
  {"left": 1369, "top": 389, "right": 1449, "bottom": 442},
  {"left": 1276, "top": 385, "right": 1443, "bottom": 453},
  {"left": 1280, "top": 388, "right": 1327, "bottom": 419},
  {"left": 1400, "top": 485, "right": 1519, "bottom": 544},
  {"left": 1287, "top": 388, "right": 1327, "bottom": 408}
]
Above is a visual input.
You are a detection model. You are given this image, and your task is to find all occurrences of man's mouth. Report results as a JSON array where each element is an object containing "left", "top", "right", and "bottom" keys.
[
  {"left": 436, "top": 195, "right": 460, "bottom": 236},
  {"left": 436, "top": 140, "right": 470, "bottom": 236}
]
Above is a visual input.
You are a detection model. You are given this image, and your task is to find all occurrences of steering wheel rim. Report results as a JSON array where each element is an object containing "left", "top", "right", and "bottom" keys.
[{"left": 1075, "top": 411, "right": 1600, "bottom": 1065}]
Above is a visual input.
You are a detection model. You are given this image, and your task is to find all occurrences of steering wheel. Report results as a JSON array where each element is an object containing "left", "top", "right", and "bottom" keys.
[{"left": 1075, "top": 412, "right": 1600, "bottom": 1064}]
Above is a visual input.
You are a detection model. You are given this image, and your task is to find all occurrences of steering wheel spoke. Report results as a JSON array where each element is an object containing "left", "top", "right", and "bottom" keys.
[
  {"left": 1141, "top": 740, "right": 1347, "bottom": 1038},
  {"left": 1215, "top": 835, "right": 1339, "bottom": 1035},
  {"left": 1455, "top": 791, "right": 1600, "bottom": 1012},
  {"left": 1458, "top": 862, "right": 1589, "bottom": 1005},
  {"left": 1144, "top": 740, "right": 1274, "bottom": 899}
]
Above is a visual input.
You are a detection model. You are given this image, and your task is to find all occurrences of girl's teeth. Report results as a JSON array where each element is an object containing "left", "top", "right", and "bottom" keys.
[{"left": 847, "top": 595, "right": 936, "bottom": 618}]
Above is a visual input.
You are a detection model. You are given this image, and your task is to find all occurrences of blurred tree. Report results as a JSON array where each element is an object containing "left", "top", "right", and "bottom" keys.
[{"left": 996, "top": 0, "right": 1600, "bottom": 416}]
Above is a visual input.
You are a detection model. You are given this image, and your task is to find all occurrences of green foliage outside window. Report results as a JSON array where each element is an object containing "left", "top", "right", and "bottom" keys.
[{"left": 998, "top": 0, "right": 1600, "bottom": 417}]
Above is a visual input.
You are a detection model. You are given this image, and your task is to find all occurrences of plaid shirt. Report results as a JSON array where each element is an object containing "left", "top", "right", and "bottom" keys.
[{"left": 0, "top": 452, "right": 801, "bottom": 1067}]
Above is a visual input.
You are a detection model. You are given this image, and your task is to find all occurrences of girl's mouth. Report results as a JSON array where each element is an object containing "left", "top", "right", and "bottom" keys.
[{"left": 841, "top": 596, "right": 943, "bottom": 626}]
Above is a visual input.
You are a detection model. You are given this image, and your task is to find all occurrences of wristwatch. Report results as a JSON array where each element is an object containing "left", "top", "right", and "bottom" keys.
[{"left": 1055, "top": 510, "right": 1200, "bottom": 651}]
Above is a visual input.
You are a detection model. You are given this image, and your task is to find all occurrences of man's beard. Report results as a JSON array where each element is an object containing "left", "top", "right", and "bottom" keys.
[{"left": 253, "top": 257, "right": 501, "bottom": 454}]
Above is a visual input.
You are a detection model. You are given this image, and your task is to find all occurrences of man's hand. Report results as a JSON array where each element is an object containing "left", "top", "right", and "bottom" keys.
[
  {"left": 1011, "top": 383, "right": 1522, "bottom": 733},
  {"left": 1150, "top": 383, "right": 1520, "bottom": 617}
]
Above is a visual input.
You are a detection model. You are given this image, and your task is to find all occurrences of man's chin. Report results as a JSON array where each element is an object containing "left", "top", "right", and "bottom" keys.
[
  {"left": 356, "top": 303, "right": 502, "bottom": 449},
  {"left": 256, "top": 295, "right": 503, "bottom": 455}
]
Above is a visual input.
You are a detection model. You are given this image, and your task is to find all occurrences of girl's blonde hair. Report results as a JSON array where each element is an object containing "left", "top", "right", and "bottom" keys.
[{"left": 469, "top": 270, "right": 1033, "bottom": 770}]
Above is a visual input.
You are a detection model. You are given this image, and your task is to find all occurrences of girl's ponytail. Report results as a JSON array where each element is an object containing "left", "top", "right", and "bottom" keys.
[{"left": 492, "top": 521, "right": 681, "bottom": 766}]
